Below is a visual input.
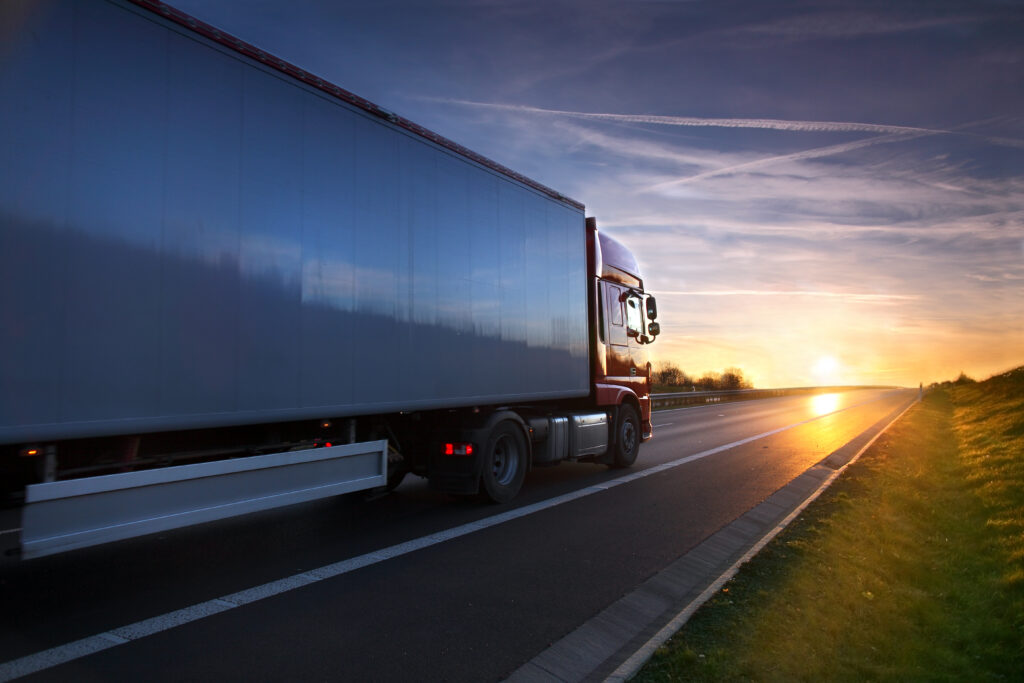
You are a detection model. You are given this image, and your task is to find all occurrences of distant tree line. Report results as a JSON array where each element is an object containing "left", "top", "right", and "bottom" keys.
[
  {"left": 930, "top": 371, "right": 977, "bottom": 389},
  {"left": 652, "top": 362, "right": 753, "bottom": 391}
]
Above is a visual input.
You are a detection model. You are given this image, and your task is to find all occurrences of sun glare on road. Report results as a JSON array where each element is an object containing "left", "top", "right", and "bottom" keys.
[{"left": 811, "top": 393, "right": 841, "bottom": 416}]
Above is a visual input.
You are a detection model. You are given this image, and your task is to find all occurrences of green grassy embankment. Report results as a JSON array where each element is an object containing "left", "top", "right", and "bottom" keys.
[{"left": 636, "top": 368, "right": 1024, "bottom": 681}]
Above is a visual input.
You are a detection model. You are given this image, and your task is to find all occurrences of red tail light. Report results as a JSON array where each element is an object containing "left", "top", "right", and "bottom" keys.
[{"left": 443, "top": 442, "right": 474, "bottom": 456}]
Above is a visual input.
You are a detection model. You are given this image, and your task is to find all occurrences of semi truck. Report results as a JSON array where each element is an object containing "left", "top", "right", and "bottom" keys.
[{"left": 0, "top": 0, "right": 660, "bottom": 558}]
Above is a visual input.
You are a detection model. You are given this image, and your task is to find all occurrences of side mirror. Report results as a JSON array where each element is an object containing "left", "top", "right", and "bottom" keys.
[
  {"left": 647, "top": 321, "right": 661, "bottom": 337},
  {"left": 645, "top": 296, "right": 658, "bottom": 321}
]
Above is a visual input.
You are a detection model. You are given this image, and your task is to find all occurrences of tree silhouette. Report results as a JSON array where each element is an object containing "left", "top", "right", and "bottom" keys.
[{"left": 653, "top": 362, "right": 752, "bottom": 391}]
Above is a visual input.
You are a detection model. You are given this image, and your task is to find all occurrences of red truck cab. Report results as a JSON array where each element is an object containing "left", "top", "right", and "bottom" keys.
[{"left": 587, "top": 218, "right": 660, "bottom": 443}]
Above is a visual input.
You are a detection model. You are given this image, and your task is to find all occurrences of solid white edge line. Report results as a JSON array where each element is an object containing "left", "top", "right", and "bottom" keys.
[
  {"left": 0, "top": 389, "right": 909, "bottom": 682},
  {"left": 604, "top": 394, "right": 920, "bottom": 682}
]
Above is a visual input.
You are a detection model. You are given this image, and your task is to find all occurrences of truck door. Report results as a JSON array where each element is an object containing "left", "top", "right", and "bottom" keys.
[
  {"left": 603, "top": 282, "right": 630, "bottom": 380},
  {"left": 624, "top": 293, "right": 650, "bottom": 384}
]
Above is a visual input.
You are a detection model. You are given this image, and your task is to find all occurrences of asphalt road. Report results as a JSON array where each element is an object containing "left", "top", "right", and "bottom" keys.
[{"left": 0, "top": 388, "right": 916, "bottom": 681}]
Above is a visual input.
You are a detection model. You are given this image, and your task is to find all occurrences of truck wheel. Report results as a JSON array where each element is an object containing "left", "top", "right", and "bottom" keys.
[
  {"left": 610, "top": 404, "right": 640, "bottom": 469},
  {"left": 479, "top": 421, "right": 528, "bottom": 504},
  {"left": 386, "top": 463, "right": 409, "bottom": 491},
  {"left": 384, "top": 440, "right": 408, "bottom": 491}
]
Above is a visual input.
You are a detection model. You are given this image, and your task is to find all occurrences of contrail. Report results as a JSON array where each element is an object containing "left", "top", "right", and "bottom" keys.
[
  {"left": 646, "top": 131, "right": 936, "bottom": 190},
  {"left": 656, "top": 290, "right": 920, "bottom": 302},
  {"left": 645, "top": 118, "right": 1024, "bottom": 188},
  {"left": 430, "top": 98, "right": 944, "bottom": 136},
  {"left": 426, "top": 98, "right": 1024, "bottom": 186}
]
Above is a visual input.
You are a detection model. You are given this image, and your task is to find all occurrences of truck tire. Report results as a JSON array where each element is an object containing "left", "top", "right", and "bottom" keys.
[
  {"left": 385, "top": 462, "right": 409, "bottom": 491},
  {"left": 479, "top": 421, "right": 528, "bottom": 504},
  {"left": 610, "top": 404, "right": 640, "bottom": 468}
]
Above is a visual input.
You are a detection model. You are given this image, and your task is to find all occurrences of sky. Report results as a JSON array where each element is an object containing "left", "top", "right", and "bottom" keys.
[{"left": 172, "top": 0, "right": 1024, "bottom": 388}]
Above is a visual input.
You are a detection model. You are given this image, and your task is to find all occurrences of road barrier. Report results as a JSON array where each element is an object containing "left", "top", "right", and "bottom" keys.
[{"left": 651, "top": 386, "right": 896, "bottom": 409}]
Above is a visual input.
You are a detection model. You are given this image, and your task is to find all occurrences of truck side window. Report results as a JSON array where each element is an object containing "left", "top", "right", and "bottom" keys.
[
  {"left": 607, "top": 284, "right": 623, "bottom": 327},
  {"left": 625, "top": 295, "right": 642, "bottom": 337}
]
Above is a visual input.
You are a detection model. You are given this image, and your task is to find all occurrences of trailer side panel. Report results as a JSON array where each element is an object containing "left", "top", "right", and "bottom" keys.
[{"left": 0, "top": 0, "right": 590, "bottom": 445}]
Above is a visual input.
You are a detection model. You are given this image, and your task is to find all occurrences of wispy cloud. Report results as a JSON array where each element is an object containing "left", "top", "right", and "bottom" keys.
[
  {"left": 735, "top": 11, "right": 990, "bottom": 41},
  {"left": 966, "top": 133, "right": 1024, "bottom": 150}
]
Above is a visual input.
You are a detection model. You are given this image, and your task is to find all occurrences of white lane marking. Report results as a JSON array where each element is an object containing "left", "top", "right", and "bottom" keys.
[
  {"left": 0, "top": 390, "right": 910, "bottom": 682},
  {"left": 654, "top": 402, "right": 730, "bottom": 415},
  {"left": 0, "top": 529, "right": 21, "bottom": 537}
]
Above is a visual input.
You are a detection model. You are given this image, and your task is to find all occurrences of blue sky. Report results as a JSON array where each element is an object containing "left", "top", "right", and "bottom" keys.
[{"left": 173, "top": 0, "right": 1024, "bottom": 387}]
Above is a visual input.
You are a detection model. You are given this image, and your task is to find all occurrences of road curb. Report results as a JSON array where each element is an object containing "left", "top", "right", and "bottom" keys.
[{"left": 506, "top": 394, "right": 920, "bottom": 683}]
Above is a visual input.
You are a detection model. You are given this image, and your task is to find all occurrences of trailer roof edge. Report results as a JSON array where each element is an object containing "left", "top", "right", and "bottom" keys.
[{"left": 125, "top": 0, "right": 586, "bottom": 212}]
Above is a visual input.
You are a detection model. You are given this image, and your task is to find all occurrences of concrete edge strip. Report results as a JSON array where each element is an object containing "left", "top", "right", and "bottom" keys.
[
  {"left": 603, "top": 395, "right": 920, "bottom": 682},
  {"left": 0, "top": 391, "right": 902, "bottom": 682}
]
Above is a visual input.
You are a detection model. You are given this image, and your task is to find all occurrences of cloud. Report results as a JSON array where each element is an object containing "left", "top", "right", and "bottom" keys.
[
  {"left": 967, "top": 133, "right": 1024, "bottom": 150},
  {"left": 734, "top": 11, "right": 990, "bottom": 41}
]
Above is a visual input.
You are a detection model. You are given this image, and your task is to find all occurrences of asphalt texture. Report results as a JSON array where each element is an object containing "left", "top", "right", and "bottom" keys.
[{"left": 0, "top": 388, "right": 916, "bottom": 681}]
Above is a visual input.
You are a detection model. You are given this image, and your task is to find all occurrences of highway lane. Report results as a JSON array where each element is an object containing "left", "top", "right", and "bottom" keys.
[{"left": 0, "top": 388, "right": 916, "bottom": 681}]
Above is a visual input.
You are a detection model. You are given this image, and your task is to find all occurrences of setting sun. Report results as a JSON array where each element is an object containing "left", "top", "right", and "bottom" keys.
[{"left": 812, "top": 356, "right": 841, "bottom": 385}]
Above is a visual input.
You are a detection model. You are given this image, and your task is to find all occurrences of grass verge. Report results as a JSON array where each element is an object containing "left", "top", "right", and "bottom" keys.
[{"left": 635, "top": 368, "right": 1024, "bottom": 681}]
